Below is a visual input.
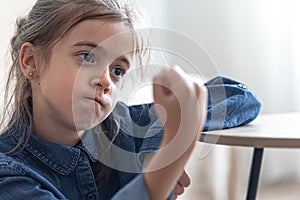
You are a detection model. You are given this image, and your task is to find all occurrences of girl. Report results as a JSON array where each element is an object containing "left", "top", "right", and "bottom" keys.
[{"left": 0, "top": 0, "right": 207, "bottom": 199}]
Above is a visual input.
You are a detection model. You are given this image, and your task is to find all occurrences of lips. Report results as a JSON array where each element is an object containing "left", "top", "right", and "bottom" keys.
[{"left": 94, "top": 97, "right": 106, "bottom": 108}]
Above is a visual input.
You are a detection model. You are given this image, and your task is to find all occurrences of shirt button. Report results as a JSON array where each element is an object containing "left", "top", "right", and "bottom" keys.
[
  {"left": 87, "top": 193, "right": 96, "bottom": 200},
  {"left": 238, "top": 83, "right": 247, "bottom": 89}
]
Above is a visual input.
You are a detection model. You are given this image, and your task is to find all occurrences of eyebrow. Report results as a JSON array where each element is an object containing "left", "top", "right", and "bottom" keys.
[{"left": 73, "top": 41, "right": 108, "bottom": 54}]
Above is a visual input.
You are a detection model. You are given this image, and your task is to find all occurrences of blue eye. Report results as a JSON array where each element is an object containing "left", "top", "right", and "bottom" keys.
[
  {"left": 78, "top": 53, "right": 94, "bottom": 63},
  {"left": 111, "top": 67, "right": 126, "bottom": 78}
]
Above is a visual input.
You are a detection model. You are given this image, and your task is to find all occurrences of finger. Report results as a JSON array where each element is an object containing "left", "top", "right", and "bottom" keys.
[
  {"left": 194, "top": 82, "right": 201, "bottom": 99},
  {"left": 155, "top": 66, "right": 190, "bottom": 97},
  {"left": 174, "top": 183, "right": 185, "bottom": 196},
  {"left": 197, "top": 85, "right": 208, "bottom": 122},
  {"left": 199, "top": 85, "right": 208, "bottom": 104},
  {"left": 152, "top": 69, "right": 172, "bottom": 99},
  {"left": 178, "top": 170, "right": 191, "bottom": 187}
]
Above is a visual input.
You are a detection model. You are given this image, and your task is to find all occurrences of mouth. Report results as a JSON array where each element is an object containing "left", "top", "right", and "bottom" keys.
[{"left": 94, "top": 97, "right": 106, "bottom": 108}]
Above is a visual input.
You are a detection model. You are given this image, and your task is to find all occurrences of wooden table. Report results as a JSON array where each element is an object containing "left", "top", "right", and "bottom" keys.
[{"left": 199, "top": 112, "right": 300, "bottom": 200}]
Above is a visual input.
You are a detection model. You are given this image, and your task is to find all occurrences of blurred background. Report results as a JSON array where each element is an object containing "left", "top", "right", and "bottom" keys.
[{"left": 1, "top": 0, "right": 300, "bottom": 199}]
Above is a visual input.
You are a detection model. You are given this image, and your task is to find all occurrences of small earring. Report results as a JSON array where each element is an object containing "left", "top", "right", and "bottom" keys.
[{"left": 29, "top": 72, "right": 33, "bottom": 77}]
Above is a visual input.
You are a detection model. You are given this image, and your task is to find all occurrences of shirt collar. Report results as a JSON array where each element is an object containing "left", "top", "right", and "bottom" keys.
[
  {"left": 11, "top": 126, "right": 98, "bottom": 176},
  {"left": 78, "top": 130, "right": 98, "bottom": 163}
]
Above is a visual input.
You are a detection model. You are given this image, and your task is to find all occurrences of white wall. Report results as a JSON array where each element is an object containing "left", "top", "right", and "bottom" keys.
[
  {"left": 0, "top": 0, "right": 36, "bottom": 112},
  {"left": 224, "top": 0, "right": 300, "bottom": 113},
  {"left": 150, "top": 0, "right": 300, "bottom": 114},
  {"left": 0, "top": 0, "right": 36, "bottom": 73}
]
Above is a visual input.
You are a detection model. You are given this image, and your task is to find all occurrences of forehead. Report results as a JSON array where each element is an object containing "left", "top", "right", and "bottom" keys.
[{"left": 59, "top": 19, "right": 134, "bottom": 56}]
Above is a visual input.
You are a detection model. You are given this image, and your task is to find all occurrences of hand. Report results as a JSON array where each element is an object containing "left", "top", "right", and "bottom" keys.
[
  {"left": 153, "top": 66, "right": 207, "bottom": 145},
  {"left": 174, "top": 169, "right": 191, "bottom": 199}
]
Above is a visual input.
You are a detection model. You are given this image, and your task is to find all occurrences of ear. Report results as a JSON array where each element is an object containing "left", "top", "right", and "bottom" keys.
[{"left": 19, "top": 42, "right": 39, "bottom": 80}]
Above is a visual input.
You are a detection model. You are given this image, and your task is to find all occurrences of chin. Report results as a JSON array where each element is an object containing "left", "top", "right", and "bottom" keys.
[
  {"left": 74, "top": 120, "right": 98, "bottom": 132},
  {"left": 76, "top": 114, "right": 110, "bottom": 132}
]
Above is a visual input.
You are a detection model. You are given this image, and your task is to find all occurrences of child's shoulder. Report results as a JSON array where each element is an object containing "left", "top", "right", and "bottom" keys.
[
  {"left": 0, "top": 129, "right": 30, "bottom": 175},
  {"left": 0, "top": 151, "right": 66, "bottom": 199},
  {"left": 0, "top": 152, "right": 27, "bottom": 176},
  {"left": 0, "top": 128, "right": 20, "bottom": 154}
]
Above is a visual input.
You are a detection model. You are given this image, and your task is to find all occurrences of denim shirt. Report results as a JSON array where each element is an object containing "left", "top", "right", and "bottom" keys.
[
  {"left": 0, "top": 76, "right": 262, "bottom": 200},
  {"left": 0, "top": 102, "right": 167, "bottom": 200}
]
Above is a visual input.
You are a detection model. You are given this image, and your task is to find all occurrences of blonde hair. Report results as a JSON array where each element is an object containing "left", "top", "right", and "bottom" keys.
[{"left": 0, "top": 0, "right": 148, "bottom": 153}]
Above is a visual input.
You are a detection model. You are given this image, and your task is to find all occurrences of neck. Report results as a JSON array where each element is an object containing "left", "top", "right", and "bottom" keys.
[{"left": 32, "top": 109, "right": 84, "bottom": 147}]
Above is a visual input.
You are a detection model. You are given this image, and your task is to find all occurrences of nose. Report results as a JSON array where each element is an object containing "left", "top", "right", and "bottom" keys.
[{"left": 92, "top": 70, "right": 111, "bottom": 94}]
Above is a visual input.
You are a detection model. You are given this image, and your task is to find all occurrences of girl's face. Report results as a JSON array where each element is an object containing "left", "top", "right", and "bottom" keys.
[{"left": 34, "top": 19, "right": 133, "bottom": 133}]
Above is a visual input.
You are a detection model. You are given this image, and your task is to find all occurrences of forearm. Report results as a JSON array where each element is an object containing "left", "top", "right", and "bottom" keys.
[{"left": 144, "top": 130, "right": 198, "bottom": 200}]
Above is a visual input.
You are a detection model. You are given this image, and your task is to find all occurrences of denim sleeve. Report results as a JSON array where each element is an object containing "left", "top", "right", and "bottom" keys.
[
  {"left": 0, "top": 154, "right": 65, "bottom": 199},
  {"left": 0, "top": 176, "right": 60, "bottom": 199},
  {"left": 121, "top": 76, "right": 262, "bottom": 150},
  {"left": 116, "top": 102, "right": 163, "bottom": 154},
  {"left": 123, "top": 76, "right": 262, "bottom": 133},
  {"left": 112, "top": 174, "right": 174, "bottom": 200},
  {"left": 203, "top": 76, "right": 262, "bottom": 131}
]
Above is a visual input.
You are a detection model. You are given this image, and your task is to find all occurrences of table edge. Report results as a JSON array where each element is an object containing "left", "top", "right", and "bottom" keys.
[{"left": 199, "top": 133, "right": 300, "bottom": 148}]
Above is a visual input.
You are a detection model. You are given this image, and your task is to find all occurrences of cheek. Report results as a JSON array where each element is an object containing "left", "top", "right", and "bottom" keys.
[
  {"left": 40, "top": 71, "right": 76, "bottom": 106},
  {"left": 55, "top": 75, "right": 75, "bottom": 94},
  {"left": 46, "top": 55, "right": 77, "bottom": 88}
]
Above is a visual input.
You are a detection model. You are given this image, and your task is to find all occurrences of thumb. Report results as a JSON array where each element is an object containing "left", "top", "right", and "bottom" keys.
[{"left": 153, "top": 74, "right": 173, "bottom": 103}]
